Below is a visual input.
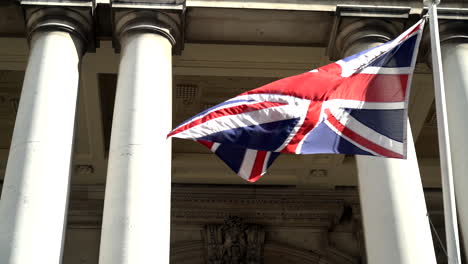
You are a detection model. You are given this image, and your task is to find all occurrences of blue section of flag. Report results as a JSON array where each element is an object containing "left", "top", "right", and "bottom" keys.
[
  {"left": 267, "top": 152, "right": 281, "bottom": 167},
  {"left": 199, "top": 118, "right": 300, "bottom": 152},
  {"left": 214, "top": 144, "right": 246, "bottom": 174},
  {"left": 347, "top": 109, "right": 405, "bottom": 142},
  {"left": 342, "top": 34, "right": 417, "bottom": 69},
  {"left": 300, "top": 122, "right": 373, "bottom": 155},
  {"left": 369, "top": 34, "right": 418, "bottom": 68},
  {"left": 214, "top": 144, "right": 281, "bottom": 175}
]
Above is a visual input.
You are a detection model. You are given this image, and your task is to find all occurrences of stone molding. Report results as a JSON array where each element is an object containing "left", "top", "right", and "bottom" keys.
[
  {"left": 171, "top": 241, "right": 206, "bottom": 264},
  {"left": 65, "top": 184, "right": 361, "bottom": 228},
  {"left": 111, "top": 0, "right": 185, "bottom": 9},
  {"left": 170, "top": 240, "right": 358, "bottom": 264},
  {"left": 170, "top": 185, "right": 360, "bottom": 229},
  {"left": 20, "top": 0, "right": 93, "bottom": 8},
  {"left": 335, "top": 5, "right": 411, "bottom": 19},
  {"left": 263, "top": 243, "right": 358, "bottom": 264}
]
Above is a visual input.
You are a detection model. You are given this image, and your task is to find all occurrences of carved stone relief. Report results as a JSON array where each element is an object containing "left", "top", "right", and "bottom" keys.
[{"left": 203, "top": 216, "right": 265, "bottom": 264}]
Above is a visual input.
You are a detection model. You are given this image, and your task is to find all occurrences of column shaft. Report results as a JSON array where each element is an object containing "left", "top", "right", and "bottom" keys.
[
  {"left": 357, "top": 122, "right": 436, "bottom": 263},
  {"left": 442, "top": 40, "right": 468, "bottom": 257},
  {"left": 349, "top": 41, "right": 436, "bottom": 263},
  {"left": 99, "top": 32, "right": 172, "bottom": 264},
  {"left": 0, "top": 30, "right": 82, "bottom": 263}
]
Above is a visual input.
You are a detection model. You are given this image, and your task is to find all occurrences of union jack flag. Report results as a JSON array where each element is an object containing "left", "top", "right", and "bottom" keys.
[{"left": 168, "top": 19, "right": 425, "bottom": 182}]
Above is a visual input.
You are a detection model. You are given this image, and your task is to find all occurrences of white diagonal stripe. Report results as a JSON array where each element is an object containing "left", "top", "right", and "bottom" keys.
[
  {"left": 238, "top": 149, "right": 257, "bottom": 181},
  {"left": 231, "top": 93, "right": 311, "bottom": 106},
  {"left": 211, "top": 142, "right": 220, "bottom": 152},
  {"left": 262, "top": 151, "right": 272, "bottom": 174},
  {"left": 175, "top": 100, "right": 259, "bottom": 129},
  {"left": 322, "top": 99, "right": 405, "bottom": 110},
  {"left": 359, "top": 67, "right": 412, "bottom": 75},
  {"left": 174, "top": 104, "right": 301, "bottom": 139}
]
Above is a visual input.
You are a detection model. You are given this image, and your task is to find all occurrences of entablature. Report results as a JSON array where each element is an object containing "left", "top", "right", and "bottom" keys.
[{"left": 1, "top": 0, "right": 468, "bottom": 49}]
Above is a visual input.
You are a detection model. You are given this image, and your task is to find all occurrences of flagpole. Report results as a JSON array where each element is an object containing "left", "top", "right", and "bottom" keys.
[{"left": 425, "top": 0, "right": 461, "bottom": 263}]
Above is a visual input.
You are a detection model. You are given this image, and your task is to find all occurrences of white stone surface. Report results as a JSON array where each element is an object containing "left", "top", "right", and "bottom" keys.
[
  {"left": 0, "top": 31, "right": 82, "bottom": 263},
  {"left": 356, "top": 122, "right": 436, "bottom": 263},
  {"left": 99, "top": 31, "right": 173, "bottom": 263},
  {"left": 442, "top": 40, "right": 468, "bottom": 258}
]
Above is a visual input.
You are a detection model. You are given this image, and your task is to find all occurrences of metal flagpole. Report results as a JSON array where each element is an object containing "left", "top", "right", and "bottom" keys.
[{"left": 425, "top": 0, "right": 462, "bottom": 263}]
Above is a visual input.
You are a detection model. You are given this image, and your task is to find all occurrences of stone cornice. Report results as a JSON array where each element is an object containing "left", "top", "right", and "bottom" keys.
[
  {"left": 425, "top": 7, "right": 468, "bottom": 20},
  {"left": 20, "top": 0, "right": 93, "bottom": 8},
  {"left": 0, "top": 183, "right": 447, "bottom": 231},
  {"left": 336, "top": 5, "right": 411, "bottom": 19},
  {"left": 66, "top": 184, "right": 361, "bottom": 228},
  {"left": 112, "top": 0, "right": 184, "bottom": 10},
  {"left": 2, "top": 1, "right": 468, "bottom": 50}
]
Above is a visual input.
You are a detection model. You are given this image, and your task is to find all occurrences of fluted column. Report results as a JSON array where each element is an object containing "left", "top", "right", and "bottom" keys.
[
  {"left": 99, "top": 11, "right": 179, "bottom": 264},
  {"left": 440, "top": 21, "right": 468, "bottom": 258},
  {"left": 0, "top": 8, "right": 90, "bottom": 264},
  {"left": 334, "top": 19, "right": 436, "bottom": 264}
]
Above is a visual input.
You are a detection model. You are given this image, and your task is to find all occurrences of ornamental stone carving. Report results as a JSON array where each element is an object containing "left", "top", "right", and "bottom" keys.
[{"left": 203, "top": 216, "right": 265, "bottom": 264}]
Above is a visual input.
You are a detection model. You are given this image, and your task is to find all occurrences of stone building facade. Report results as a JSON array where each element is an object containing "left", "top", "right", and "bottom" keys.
[{"left": 0, "top": 0, "right": 467, "bottom": 263}]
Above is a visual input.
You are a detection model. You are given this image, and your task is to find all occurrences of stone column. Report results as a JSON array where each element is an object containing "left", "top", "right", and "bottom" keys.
[
  {"left": 99, "top": 11, "right": 178, "bottom": 264},
  {"left": 334, "top": 19, "right": 436, "bottom": 264},
  {"left": 0, "top": 8, "right": 90, "bottom": 264},
  {"left": 440, "top": 21, "right": 468, "bottom": 257}
]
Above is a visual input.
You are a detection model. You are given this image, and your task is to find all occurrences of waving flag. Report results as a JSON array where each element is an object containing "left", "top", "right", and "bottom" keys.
[{"left": 168, "top": 19, "right": 425, "bottom": 182}]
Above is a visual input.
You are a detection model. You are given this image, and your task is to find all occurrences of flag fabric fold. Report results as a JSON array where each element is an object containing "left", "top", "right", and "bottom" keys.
[{"left": 168, "top": 19, "right": 425, "bottom": 182}]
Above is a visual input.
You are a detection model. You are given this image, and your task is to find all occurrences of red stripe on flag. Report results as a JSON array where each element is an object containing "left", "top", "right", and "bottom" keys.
[
  {"left": 281, "top": 102, "right": 322, "bottom": 153},
  {"left": 248, "top": 150, "right": 268, "bottom": 182},
  {"left": 402, "top": 24, "right": 422, "bottom": 41},
  {"left": 242, "top": 69, "right": 408, "bottom": 103},
  {"left": 324, "top": 109, "right": 403, "bottom": 159},
  {"left": 197, "top": 140, "right": 214, "bottom": 149},
  {"left": 330, "top": 74, "right": 409, "bottom": 102},
  {"left": 242, "top": 67, "right": 342, "bottom": 101},
  {"left": 168, "top": 101, "right": 286, "bottom": 137}
]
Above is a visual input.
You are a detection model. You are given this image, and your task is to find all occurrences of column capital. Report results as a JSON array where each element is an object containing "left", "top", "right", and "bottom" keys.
[
  {"left": 327, "top": 5, "right": 410, "bottom": 60},
  {"left": 419, "top": 7, "right": 468, "bottom": 67},
  {"left": 329, "top": 18, "right": 403, "bottom": 59},
  {"left": 421, "top": 20, "right": 468, "bottom": 67},
  {"left": 23, "top": 6, "right": 94, "bottom": 53},
  {"left": 113, "top": 10, "right": 183, "bottom": 54},
  {"left": 438, "top": 20, "right": 468, "bottom": 44}
]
